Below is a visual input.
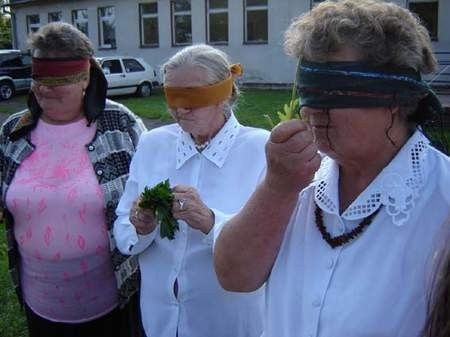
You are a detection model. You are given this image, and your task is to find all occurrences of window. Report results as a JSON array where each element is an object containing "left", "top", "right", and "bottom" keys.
[
  {"left": 139, "top": 3, "right": 159, "bottom": 47},
  {"left": 244, "top": 0, "right": 268, "bottom": 44},
  {"left": 72, "top": 9, "right": 88, "bottom": 36},
  {"left": 123, "top": 58, "right": 145, "bottom": 72},
  {"left": 48, "top": 12, "right": 61, "bottom": 23},
  {"left": 0, "top": 53, "right": 23, "bottom": 67},
  {"left": 207, "top": 0, "right": 228, "bottom": 44},
  {"left": 101, "top": 59, "right": 123, "bottom": 74},
  {"left": 26, "top": 14, "right": 40, "bottom": 34},
  {"left": 171, "top": 0, "right": 192, "bottom": 46},
  {"left": 98, "top": 6, "right": 116, "bottom": 49},
  {"left": 310, "top": 0, "right": 325, "bottom": 8},
  {"left": 409, "top": 0, "right": 438, "bottom": 40}
]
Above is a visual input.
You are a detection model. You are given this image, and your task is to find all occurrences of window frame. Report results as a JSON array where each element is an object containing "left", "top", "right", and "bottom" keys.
[
  {"left": 408, "top": 0, "right": 439, "bottom": 41},
  {"left": 170, "top": 0, "right": 193, "bottom": 47},
  {"left": 26, "top": 14, "right": 40, "bottom": 34},
  {"left": 139, "top": 2, "right": 159, "bottom": 48},
  {"left": 98, "top": 6, "right": 117, "bottom": 50},
  {"left": 243, "top": 0, "right": 268, "bottom": 44},
  {"left": 48, "top": 11, "right": 62, "bottom": 23},
  {"left": 206, "top": 0, "right": 229, "bottom": 45},
  {"left": 72, "top": 9, "right": 89, "bottom": 36},
  {"left": 310, "top": 0, "right": 325, "bottom": 8}
]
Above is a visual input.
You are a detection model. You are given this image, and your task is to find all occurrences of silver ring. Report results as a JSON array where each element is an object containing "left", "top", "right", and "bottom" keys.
[{"left": 178, "top": 198, "right": 186, "bottom": 210}]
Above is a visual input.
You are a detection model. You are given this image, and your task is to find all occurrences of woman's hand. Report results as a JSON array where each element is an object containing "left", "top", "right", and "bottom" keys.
[
  {"left": 129, "top": 198, "right": 158, "bottom": 235},
  {"left": 265, "top": 119, "right": 321, "bottom": 194},
  {"left": 172, "top": 185, "right": 214, "bottom": 235}
]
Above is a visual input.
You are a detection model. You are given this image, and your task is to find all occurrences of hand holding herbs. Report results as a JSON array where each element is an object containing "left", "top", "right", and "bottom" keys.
[{"left": 138, "top": 179, "right": 179, "bottom": 240}]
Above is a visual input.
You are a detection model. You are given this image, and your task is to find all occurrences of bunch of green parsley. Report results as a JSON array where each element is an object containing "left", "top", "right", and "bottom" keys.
[{"left": 139, "top": 179, "right": 179, "bottom": 240}]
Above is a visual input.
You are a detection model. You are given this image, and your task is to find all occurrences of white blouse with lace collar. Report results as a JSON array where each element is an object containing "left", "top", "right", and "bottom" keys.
[
  {"left": 264, "top": 131, "right": 450, "bottom": 337},
  {"left": 314, "top": 131, "right": 431, "bottom": 226},
  {"left": 114, "top": 113, "right": 269, "bottom": 337},
  {"left": 176, "top": 112, "right": 241, "bottom": 169}
]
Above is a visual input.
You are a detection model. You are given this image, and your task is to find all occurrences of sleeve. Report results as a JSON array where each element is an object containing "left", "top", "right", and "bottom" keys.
[
  {"left": 120, "top": 102, "right": 148, "bottom": 148},
  {"left": 113, "top": 134, "right": 157, "bottom": 255},
  {"left": 0, "top": 118, "right": 11, "bottom": 220},
  {"left": 203, "top": 208, "right": 234, "bottom": 246},
  {"left": 210, "top": 132, "right": 268, "bottom": 249}
]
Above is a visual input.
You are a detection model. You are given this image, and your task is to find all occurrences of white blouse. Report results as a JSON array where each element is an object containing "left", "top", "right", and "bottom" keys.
[
  {"left": 264, "top": 131, "right": 450, "bottom": 337},
  {"left": 114, "top": 114, "right": 269, "bottom": 337}
]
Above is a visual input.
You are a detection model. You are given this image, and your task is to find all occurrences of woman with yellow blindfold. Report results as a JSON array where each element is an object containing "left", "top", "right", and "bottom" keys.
[
  {"left": 114, "top": 44, "right": 268, "bottom": 337},
  {"left": 0, "top": 22, "right": 146, "bottom": 337}
]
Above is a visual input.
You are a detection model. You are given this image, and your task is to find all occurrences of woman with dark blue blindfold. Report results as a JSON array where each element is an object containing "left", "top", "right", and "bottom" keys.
[{"left": 214, "top": 1, "right": 450, "bottom": 337}]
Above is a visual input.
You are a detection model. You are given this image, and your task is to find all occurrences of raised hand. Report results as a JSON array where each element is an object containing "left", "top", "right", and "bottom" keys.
[{"left": 265, "top": 119, "right": 321, "bottom": 193}]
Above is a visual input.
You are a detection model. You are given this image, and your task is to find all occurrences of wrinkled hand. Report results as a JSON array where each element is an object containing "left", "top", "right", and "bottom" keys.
[
  {"left": 129, "top": 198, "right": 157, "bottom": 235},
  {"left": 265, "top": 119, "right": 321, "bottom": 193},
  {"left": 172, "top": 185, "right": 214, "bottom": 234}
]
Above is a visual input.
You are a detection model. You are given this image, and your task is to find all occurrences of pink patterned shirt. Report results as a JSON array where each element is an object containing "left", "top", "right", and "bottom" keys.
[{"left": 6, "top": 117, "right": 118, "bottom": 323}]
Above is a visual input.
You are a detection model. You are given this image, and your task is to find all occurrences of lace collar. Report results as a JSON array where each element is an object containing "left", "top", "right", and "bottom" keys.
[
  {"left": 175, "top": 113, "right": 241, "bottom": 169},
  {"left": 314, "top": 131, "right": 430, "bottom": 226}
]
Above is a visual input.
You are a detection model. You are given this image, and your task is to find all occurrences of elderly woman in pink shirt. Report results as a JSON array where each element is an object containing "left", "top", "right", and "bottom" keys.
[{"left": 0, "top": 22, "right": 145, "bottom": 337}]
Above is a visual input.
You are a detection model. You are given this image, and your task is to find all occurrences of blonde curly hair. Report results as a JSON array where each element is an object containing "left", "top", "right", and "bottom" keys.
[{"left": 284, "top": 0, "right": 437, "bottom": 73}]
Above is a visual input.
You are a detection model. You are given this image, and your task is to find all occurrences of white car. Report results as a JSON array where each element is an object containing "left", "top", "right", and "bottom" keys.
[{"left": 96, "top": 56, "right": 159, "bottom": 97}]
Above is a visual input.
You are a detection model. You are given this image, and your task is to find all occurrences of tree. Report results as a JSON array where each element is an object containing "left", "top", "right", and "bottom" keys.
[{"left": 0, "top": 1, "right": 12, "bottom": 49}]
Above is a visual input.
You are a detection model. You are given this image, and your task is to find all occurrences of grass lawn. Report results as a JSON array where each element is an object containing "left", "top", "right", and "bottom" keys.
[{"left": 0, "top": 226, "right": 28, "bottom": 337}]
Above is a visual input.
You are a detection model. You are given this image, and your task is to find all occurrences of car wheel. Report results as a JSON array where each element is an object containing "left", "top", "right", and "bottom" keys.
[
  {"left": 137, "top": 82, "right": 152, "bottom": 97},
  {"left": 0, "top": 81, "right": 14, "bottom": 100}
]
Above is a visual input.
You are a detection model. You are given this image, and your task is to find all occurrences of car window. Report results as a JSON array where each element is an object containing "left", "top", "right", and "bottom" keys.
[
  {"left": 0, "top": 54, "right": 23, "bottom": 67},
  {"left": 123, "top": 58, "right": 145, "bottom": 73},
  {"left": 102, "top": 60, "right": 123, "bottom": 74},
  {"left": 21, "top": 54, "right": 32, "bottom": 66}
]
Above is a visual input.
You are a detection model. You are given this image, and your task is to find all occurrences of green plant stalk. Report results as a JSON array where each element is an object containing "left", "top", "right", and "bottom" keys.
[{"left": 264, "top": 60, "right": 302, "bottom": 128}]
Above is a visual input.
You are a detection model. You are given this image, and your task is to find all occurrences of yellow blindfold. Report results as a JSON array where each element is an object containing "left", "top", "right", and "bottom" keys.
[{"left": 164, "top": 63, "right": 243, "bottom": 108}]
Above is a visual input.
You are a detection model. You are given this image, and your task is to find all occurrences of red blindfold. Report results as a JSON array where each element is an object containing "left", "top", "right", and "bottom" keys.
[{"left": 32, "top": 58, "right": 90, "bottom": 86}]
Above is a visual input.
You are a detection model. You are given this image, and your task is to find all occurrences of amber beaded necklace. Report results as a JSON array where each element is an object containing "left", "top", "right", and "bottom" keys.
[{"left": 315, "top": 202, "right": 381, "bottom": 248}]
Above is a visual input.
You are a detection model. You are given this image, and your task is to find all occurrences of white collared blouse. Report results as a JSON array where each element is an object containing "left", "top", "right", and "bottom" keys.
[
  {"left": 264, "top": 131, "right": 450, "bottom": 337},
  {"left": 114, "top": 113, "right": 269, "bottom": 337}
]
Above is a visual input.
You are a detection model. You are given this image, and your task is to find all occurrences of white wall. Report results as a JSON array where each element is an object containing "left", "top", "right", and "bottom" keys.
[{"left": 11, "top": 0, "right": 450, "bottom": 85}]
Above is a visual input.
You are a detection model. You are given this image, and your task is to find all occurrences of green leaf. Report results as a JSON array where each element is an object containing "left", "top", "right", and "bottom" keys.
[{"left": 139, "top": 179, "right": 179, "bottom": 240}]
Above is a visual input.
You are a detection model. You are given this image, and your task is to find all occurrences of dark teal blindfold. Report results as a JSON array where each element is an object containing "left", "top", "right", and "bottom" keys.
[
  {"left": 296, "top": 60, "right": 448, "bottom": 153},
  {"left": 296, "top": 61, "right": 440, "bottom": 111}
]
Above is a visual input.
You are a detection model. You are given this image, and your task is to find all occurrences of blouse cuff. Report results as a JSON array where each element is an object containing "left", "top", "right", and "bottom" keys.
[
  {"left": 128, "top": 227, "right": 158, "bottom": 254},
  {"left": 206, "top": 208, "right": 234, "bottom": 247}
]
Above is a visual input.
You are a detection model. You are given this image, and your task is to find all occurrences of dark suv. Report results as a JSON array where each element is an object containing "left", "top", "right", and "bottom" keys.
[{"left": 0, "top": 49, "right": 32, "bottom": 100}]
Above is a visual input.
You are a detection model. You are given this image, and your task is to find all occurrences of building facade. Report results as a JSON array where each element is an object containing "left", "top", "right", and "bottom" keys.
[{"left": 5, "top": 0, "right": 450, "bottom": 85}]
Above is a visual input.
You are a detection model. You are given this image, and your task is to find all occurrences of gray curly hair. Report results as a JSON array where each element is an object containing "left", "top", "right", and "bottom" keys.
[{"left": 284, "top": 0, "right": 437, "bottom": 73}]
